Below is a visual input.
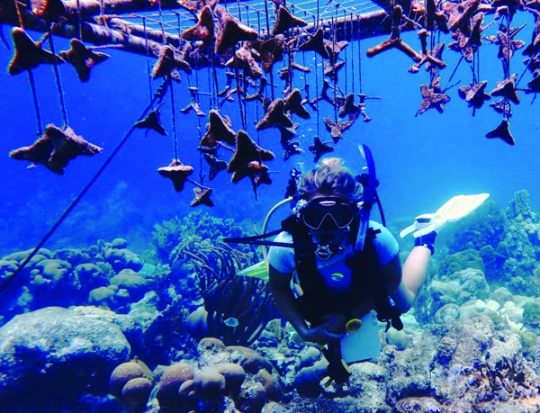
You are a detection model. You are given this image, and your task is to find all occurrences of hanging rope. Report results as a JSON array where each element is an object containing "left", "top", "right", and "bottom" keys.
[
  {"left": 211, "top": 49, "right": 219, "bottom": 110},
  {"left": 444, "top": 55, "right": 464, "bottom": 90},
  {"left": 0, "top": 85, "right": 166, "bottom": 295},
  {"left": 14, "top": 0, "right": 24, "bottom": 27},
  {"left": 503, "top": 12, "right": 511, "bottom": 80},
  {"left": 350, "top": 12, "right": 355, "bottom": 95},
  {"left": 236, "top": 0, "right": 243, "bottom": 22},
  {"left": 156, "top": 0, "right": 167, "bottom": 43},
  {"left": 255, "top": 9, "right": 262, "bottom": 144},
  {"left": 313, "top": 16, "right": 320, "bottom": 139},
  {"left": 357, "top": 14, "right": 363, "bottom": 95},
  {"left": 263, "top": 0, "right": 275, "bottom": 101},
  {"left": 331, "top": 15, "right": 337, "bottom": 121},
  {"left": 286, "top": 6, "right": 295, "bottom": 93},
  {"left": 14, "top": 0, "right": 44, "bottom": 135},
  {"left": 472, "top": 48, "right": 479, "bottom": 85},
  {"left": 169, "top": 77, "right": 179, "bottom": 161},
  {"left": 142, "top": 17, "right": 155, "bottom": 104},
  {"left": 317, "top": 0, "right": 320, "bottom": 28},
  {"left": 343, "top": 9, "right": 348, "bottom": 92},
  {"left": 75, "top": 0, "right": 83, "bottom": 40},
  {"left": 186, "top": 178, "right": 213, "bottom": 191},
  {"left": 46, "top": 24, "right": 69, "bottom": 126},
  {"left": 301, "top": 27, "right": 308, "bottom": 93},
  {"left": 517, "top": 48, "right": 539, "bottom": 88},
  {"left": 194, "top": 56, "right": 206, "bottom": 183},
  {"left": 242, "top": 4, "right": 250, "bottom": 126},
  {"left": 28, "top": 71, "right": 43, "bottom": 136},
  {"left": 233, "top": 64, "right": 247, "bottom": 130},
  {"left": 207, "top": 58, "right": 212, "bottom": 110}
]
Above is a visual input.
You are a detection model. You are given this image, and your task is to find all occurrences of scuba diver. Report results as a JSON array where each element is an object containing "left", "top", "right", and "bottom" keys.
[
  {"left": 226, "top": 144, "right": 489, "bottom": 385},
  {"left": 267, "top": 156, "right": 434, "bottom": 384}
]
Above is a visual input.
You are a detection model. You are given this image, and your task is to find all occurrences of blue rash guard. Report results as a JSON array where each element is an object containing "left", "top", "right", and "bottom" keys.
[{"left": 267, "top": 221, "right": 400, "bottom": 295}]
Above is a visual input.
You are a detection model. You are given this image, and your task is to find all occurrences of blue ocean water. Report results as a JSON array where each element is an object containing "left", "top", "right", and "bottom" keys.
[
  {"left": 1, "top": 18, "right": 539, "bottom": 258},
  {"left": 2, "top": 5, "right": 540, "bottom": 413}
]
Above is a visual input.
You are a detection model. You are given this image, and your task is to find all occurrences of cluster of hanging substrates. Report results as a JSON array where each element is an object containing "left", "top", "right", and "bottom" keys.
[{"left": 3, "top": 0, "right": 540, "bottom": 205}]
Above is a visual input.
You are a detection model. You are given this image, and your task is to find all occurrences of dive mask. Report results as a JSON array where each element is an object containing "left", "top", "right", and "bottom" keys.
[{"left": 300, "top": 197, "right": 358, "bottom": 230}]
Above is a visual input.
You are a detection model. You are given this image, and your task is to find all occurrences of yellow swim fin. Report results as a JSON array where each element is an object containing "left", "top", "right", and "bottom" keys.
[{"left": 237, "top": 260, "right": 269, "bottom": 281}]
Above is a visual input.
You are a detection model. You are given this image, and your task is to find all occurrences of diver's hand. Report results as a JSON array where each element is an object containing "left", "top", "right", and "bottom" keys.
[{"left": 301, "top": 314, "right": 346, "bottom": 344}]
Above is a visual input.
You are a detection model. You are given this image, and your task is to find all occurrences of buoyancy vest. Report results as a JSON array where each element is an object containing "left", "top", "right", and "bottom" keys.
[{"left": 281, "top": 214, "right": 403, "bottom": 331}]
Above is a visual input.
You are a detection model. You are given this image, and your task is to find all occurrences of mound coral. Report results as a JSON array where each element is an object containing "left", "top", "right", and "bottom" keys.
[
  {"left": 438, "top": 249, "right": 485, "bottom": 277},
  {"left": 174, "top": 338, "right": 282, "bottom": 413},
  {"left": 415, "top": 267, "right": 490, "bottom": 323},
  {"left": 109, "top": 359, "right": 153, "bottom": 413},
  {"left": 156, "top": 362, "right": 195, "bottom": 413},
  {"left": 104, "top": 238, "right": 144, "bottom": 273},
  {"left": 110, "top": 268, "right": 150, "bottom": 302}
]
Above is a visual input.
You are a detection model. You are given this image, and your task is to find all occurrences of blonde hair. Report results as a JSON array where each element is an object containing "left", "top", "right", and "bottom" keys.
[{"left": 298, "top": 158, "right": 363, "bottom": 201}]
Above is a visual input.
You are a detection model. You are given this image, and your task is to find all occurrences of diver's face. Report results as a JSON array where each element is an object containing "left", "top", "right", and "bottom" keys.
[{"left": 303, "top": 194, "right": 355, "bottom": 246}]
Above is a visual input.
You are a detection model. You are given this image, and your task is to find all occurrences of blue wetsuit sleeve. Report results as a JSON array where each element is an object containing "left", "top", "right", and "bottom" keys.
[
  {"left": 366, "top": 221, "right": 400, "bottom": 266},
  {"left": 267, "top": 232, "right": 296, "bottom": 274}
]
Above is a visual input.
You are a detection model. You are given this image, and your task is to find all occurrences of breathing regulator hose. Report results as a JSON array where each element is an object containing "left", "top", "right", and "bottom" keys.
[{"left": 260, "top": 196, "right": 294, "bottom": 265}]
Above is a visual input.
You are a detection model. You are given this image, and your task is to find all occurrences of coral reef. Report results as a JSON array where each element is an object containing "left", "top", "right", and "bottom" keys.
[
  {"left": 107, "top": 337, "right": 282, "bottom": 413},
  {"left": 445, "top": 199, "right": 506, "bottom": 254},
  {"left": 0, "top": 306, "right": 130, "bottom": 412},
  {"left": 414, "top": 267, "right": 490, "bottom": 324},
  {"left": 1, "top": 190, "right": 539, "bottom": 412},
  {"left": 151, "top": 211, "right": 253, "bottom": 262},
  {"left": 0, "top": 238, "right": 151, "bottom": 323}
]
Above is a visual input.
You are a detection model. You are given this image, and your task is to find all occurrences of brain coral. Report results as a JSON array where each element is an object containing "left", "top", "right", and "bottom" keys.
[
  {"left": 121, "top": 376, "right": 153, "bottom": 413},
  {"left": 109, "top": 269, "right": 150, "bottom": 301},
  {"left": 109, "top": 360, "right": 149, "bottom": 398},
  {"left": 74, "top": 262, "right": 111, "bottom": 291},
  {"left": 109, "top": 359, "right": 153, "bottom": 413},
  {"left": 104, "top": 239, "right": 144, "bottom": 273},
  {"left": 225, "top": 345, "right": 274, "bottom": 374},
  {"left": 212, "top": 362, "right": 246, "bottom": 396},
  {"left": 156, "top": 362, "right": 195, "bottom": 413}
]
